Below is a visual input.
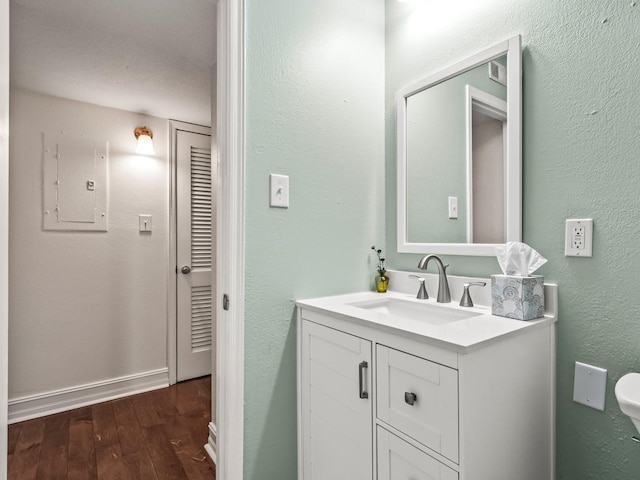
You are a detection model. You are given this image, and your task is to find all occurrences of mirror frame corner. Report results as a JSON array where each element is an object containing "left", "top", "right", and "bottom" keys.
[{"left": 396, "top": 34, "right": 522, "bottom": 257}]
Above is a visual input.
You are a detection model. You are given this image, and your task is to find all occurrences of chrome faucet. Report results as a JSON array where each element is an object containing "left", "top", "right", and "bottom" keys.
[{"left": 417, "top": 255, "right": 451, "bottom": 303}]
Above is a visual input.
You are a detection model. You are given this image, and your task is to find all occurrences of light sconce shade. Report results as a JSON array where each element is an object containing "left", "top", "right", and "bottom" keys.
[{"left": 134, "top": 126, "right": 155, "bottom": 155}]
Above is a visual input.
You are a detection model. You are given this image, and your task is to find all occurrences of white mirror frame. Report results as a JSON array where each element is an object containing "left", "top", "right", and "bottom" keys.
[{"left": 397, "top": 35, "right": 522, "bottom": 256}]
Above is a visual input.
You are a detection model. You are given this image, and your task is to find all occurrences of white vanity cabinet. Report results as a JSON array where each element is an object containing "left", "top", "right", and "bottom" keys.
[
  {"left": 297, "top": 291, "right": 556, "bottom": 480},
  {"left": 298, "top": 320, "right": 373, "bottom": 480}
]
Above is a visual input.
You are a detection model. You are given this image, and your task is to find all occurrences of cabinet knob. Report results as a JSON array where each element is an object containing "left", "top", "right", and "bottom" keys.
[{"left": 404, "top": 391, "right": 417, "bottom": 406}]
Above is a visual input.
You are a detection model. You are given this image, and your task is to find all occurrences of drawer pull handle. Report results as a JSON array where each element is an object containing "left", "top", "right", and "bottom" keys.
[
  {"left": 359, "top": 361, "right": 369, "bottom": 399},
  {"left": 404, "top": 392, "right": 417, "bottom": 406}
]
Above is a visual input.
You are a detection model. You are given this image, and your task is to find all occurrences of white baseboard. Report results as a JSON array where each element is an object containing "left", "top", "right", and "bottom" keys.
[
  {"left": 205, "top": 421, "right": 217, "bottom": 464},
  {"left": 8, "top": 367, "right": 169, "bottom": 424}
]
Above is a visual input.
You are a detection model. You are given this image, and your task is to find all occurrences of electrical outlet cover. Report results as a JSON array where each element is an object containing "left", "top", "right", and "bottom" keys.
[{"left": 565, "top": 219, "right": 593, "bottom": 257}]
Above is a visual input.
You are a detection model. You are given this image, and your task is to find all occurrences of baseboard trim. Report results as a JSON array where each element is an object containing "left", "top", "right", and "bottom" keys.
[
  {"left": 205, "top": 421, "right": 217, "bottom": 464},
  {"left": 8, "top": 367, "right": 169, "bottom": 424}
]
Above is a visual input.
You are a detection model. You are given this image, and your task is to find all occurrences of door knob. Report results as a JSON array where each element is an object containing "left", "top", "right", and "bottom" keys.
[{"left": 181, "top": 265, "right": 192, "bottom": 274}]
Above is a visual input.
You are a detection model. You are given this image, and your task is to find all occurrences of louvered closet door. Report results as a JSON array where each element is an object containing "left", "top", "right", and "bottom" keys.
[{"left": 177, "top": 129, "right": 214, "bottom": 381}]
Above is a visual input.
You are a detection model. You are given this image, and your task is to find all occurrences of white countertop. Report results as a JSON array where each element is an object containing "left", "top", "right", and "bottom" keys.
[{"left": 296, "top": 287, "right": 557, "bottom": 353}]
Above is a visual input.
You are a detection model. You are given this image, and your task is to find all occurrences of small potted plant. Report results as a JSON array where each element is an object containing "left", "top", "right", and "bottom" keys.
[{"left": 371, "top": 245, "right": 388, "bottom": 293}]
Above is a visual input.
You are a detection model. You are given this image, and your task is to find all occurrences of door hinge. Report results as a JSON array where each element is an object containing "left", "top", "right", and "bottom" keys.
[{"left": 223, "top": 294, "right": 230, "bottom": 311}]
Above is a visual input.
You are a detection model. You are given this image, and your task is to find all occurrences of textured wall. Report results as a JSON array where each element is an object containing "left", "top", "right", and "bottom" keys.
[
  {"left": 385, "top": 1, "right": 640, "bottom": 478},
  {"left": 243, "top": 0, "right": 385, "bottom": 477},
  {"left": 9, "top": 90, "right": 169, "bottom": 398}
]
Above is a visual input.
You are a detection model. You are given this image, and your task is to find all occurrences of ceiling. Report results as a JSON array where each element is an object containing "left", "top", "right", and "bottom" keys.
[{"left": 10, "top": 0, "right": 216, "bottom": 126}]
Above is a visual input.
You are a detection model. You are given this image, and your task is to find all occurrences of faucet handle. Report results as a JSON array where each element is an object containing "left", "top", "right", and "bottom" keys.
[
  {"left": 409, "top": 275, "right": 428, "bottom": 299},
  {"left": 459, "top": 282, "right": 487, "bottom": 307}
]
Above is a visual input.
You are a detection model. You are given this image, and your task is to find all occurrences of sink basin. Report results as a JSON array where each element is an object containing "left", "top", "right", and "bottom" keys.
[{"left": 349, "top": 297, "right": 481, "bottom": 325}]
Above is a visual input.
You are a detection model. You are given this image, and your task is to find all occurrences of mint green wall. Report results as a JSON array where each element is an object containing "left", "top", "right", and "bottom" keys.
[
  {"left": 244, "top": 0, "right": 385, "bottom": 478},
  {"left": 386, "top": 1, "right": 640, "bottom": 478}
]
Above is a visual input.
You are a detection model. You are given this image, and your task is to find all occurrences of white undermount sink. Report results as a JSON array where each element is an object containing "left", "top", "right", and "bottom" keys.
[{"left": 348, "top": 297, "right": 482, "bottom": 325}]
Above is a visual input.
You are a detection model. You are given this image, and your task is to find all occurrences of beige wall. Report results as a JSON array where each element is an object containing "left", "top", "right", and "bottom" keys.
[{"left": 9, "top": 89, "right": 169, "bottom": 400}]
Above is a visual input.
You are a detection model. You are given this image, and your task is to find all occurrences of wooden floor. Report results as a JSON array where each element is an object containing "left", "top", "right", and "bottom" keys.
[{"left": 7, "top": 376, "right": 215, "bottom": 479}]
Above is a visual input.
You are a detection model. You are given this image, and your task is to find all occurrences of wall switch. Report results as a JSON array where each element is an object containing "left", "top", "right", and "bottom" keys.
[
  {"left": 573, "top": 361, "right": 607, "bottom": 411},
  {"left": 448, "top": 196, "right": 458, "bottom": 219},
  {"left": 139, "top": 214, "right": 152, "bottom": 233},
  {"left": 270, "top": 174, "right": 289, "bottom": 208},
  {"left": 565, "top": 218, "right": 593, "bottom": 257}
]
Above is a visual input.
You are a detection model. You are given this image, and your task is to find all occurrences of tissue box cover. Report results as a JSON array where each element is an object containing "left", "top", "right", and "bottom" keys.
[{"left": 491, "top": 275, "right": 545, "bottom": 320}]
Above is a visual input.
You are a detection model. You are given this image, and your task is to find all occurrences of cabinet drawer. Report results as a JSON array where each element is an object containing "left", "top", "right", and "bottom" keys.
[
  {"left": 377, "top": 426, "right": 458, "bottom": 480},
  {"left": 376, "top": 345, "right": 458, "bottom": 463}
]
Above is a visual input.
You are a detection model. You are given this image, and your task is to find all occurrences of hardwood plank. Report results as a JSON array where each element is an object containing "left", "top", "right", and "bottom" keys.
[
  {"left": 184, "top": 410, "right": 211, "bottom": 445},
  {"left": 112, "top": 398, "right": 145, "bottom": 456},
  {"left": 92, "top": 403, "right": 118, "bottom": 448},
  {"left": 164, "top": 413, "right": 213, "bottom": 479},
  {"left": 7, "top": 423, "right": 22, "bottom": 471},
  {"left": 95, "top": 443, "right": 131, "bottom": 480},
  {"left": 143, "top": 424, "right": 188, "bottom": 480},
  {"left": 35, "top": 411, "right": 70, "bottom": 479},
  {"left": 121, "top": 450, "right": 159, "bottom": 479},
  {"left": 7, "top": 423, "right": 22, "bottom": 454},
  {"left": 153, "top": 388, "right": 180, "bottom": 419},
  {"left": 132, "top": 393, "right": 163, "bottom": 429},
  {"left": 67, "top": 407, "right": 97, "bottom": 480},
  {"left": 94, "top": 429, "right": 158, "bottom": 480},
  {"left": 93, "top": 402, "right": 133, "bottom": 480},
  {"left": 7, "top": 417, "right": 46, "bottom": 480},
  {"left": 193, "top": 377, "right": 212, "bottom": 415},
  {"left": 171, "top": 431, "right": 215, "bottom": 480},
  {"left": 175, "top": 377, "right": 209, "bottom": 415}
]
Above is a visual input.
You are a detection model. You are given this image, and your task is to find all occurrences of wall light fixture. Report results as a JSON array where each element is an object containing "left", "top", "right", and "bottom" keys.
[{"left": 134, "top": 126, "right": 155, "bottom": 155}]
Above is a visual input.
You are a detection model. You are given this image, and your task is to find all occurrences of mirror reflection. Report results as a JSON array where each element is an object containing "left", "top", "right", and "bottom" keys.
[
  {"left": 396, "top": 36, "right": 522, "bottom": 256},
  {"left": 405, "top": 56, "right": 507, "bottom": 245}
]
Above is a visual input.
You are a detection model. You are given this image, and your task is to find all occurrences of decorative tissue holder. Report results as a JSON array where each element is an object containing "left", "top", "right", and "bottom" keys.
[{"left": 491, "top": 275, "right": 545, "bottom": 320}]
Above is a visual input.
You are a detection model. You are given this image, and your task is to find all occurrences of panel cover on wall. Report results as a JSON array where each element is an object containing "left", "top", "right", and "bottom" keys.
[{"left": 43, "top": 133, "right": 108, "bottom": 231}]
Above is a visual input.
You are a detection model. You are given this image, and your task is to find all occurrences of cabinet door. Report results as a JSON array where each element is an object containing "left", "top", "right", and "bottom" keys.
[
  {"left": 300, "top": 320, "right": 373, "bottom": 480},
  {"left": 377, "top": 427, "right": 458, "bottom": 480},
  {"left": 377, "top": 345, "right": 458, "bottom": 463}
]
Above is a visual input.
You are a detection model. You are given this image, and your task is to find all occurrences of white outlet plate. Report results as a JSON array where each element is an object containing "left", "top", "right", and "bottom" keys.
[
  {"left": 270, "top": 174, "right": 289, "bottom": 208},
  {"left": 573, "top": 361, "right": 607, "bottom": 411},
  {"left": 565, "top": 218, "right": 593, "bottom": 257}
]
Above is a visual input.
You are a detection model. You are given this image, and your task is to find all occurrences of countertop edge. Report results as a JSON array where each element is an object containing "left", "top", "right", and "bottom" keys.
[{"left": 296, "top": 290, "right": 557, "bottom": 354}]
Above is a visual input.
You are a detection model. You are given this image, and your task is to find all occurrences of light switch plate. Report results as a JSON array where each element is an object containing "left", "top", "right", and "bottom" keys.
[
  {"left": 139, "top": 214, "right": 152, "bottom": 233},
  {"left": 270, "top": 174, "right": 289, "bottom": 208},
  {"left": 448, "top": 196, "right": 458, "bottom": 219},
  {"left": 573, "top": 361, "right": 607, "bottom": 411}
]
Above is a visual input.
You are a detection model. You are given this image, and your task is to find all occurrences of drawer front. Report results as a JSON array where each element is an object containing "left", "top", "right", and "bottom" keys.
[
  {"left": 377, "top": 427, "right": 458, "bottom": 480},
  {"left": 376, "top": 345, "right": 458, "bottom": 463}
]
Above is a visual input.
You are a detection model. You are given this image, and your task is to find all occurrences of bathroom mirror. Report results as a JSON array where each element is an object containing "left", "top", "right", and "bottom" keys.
[{"left": 397, "top": 35, "right": 521, "bottom": 256}]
